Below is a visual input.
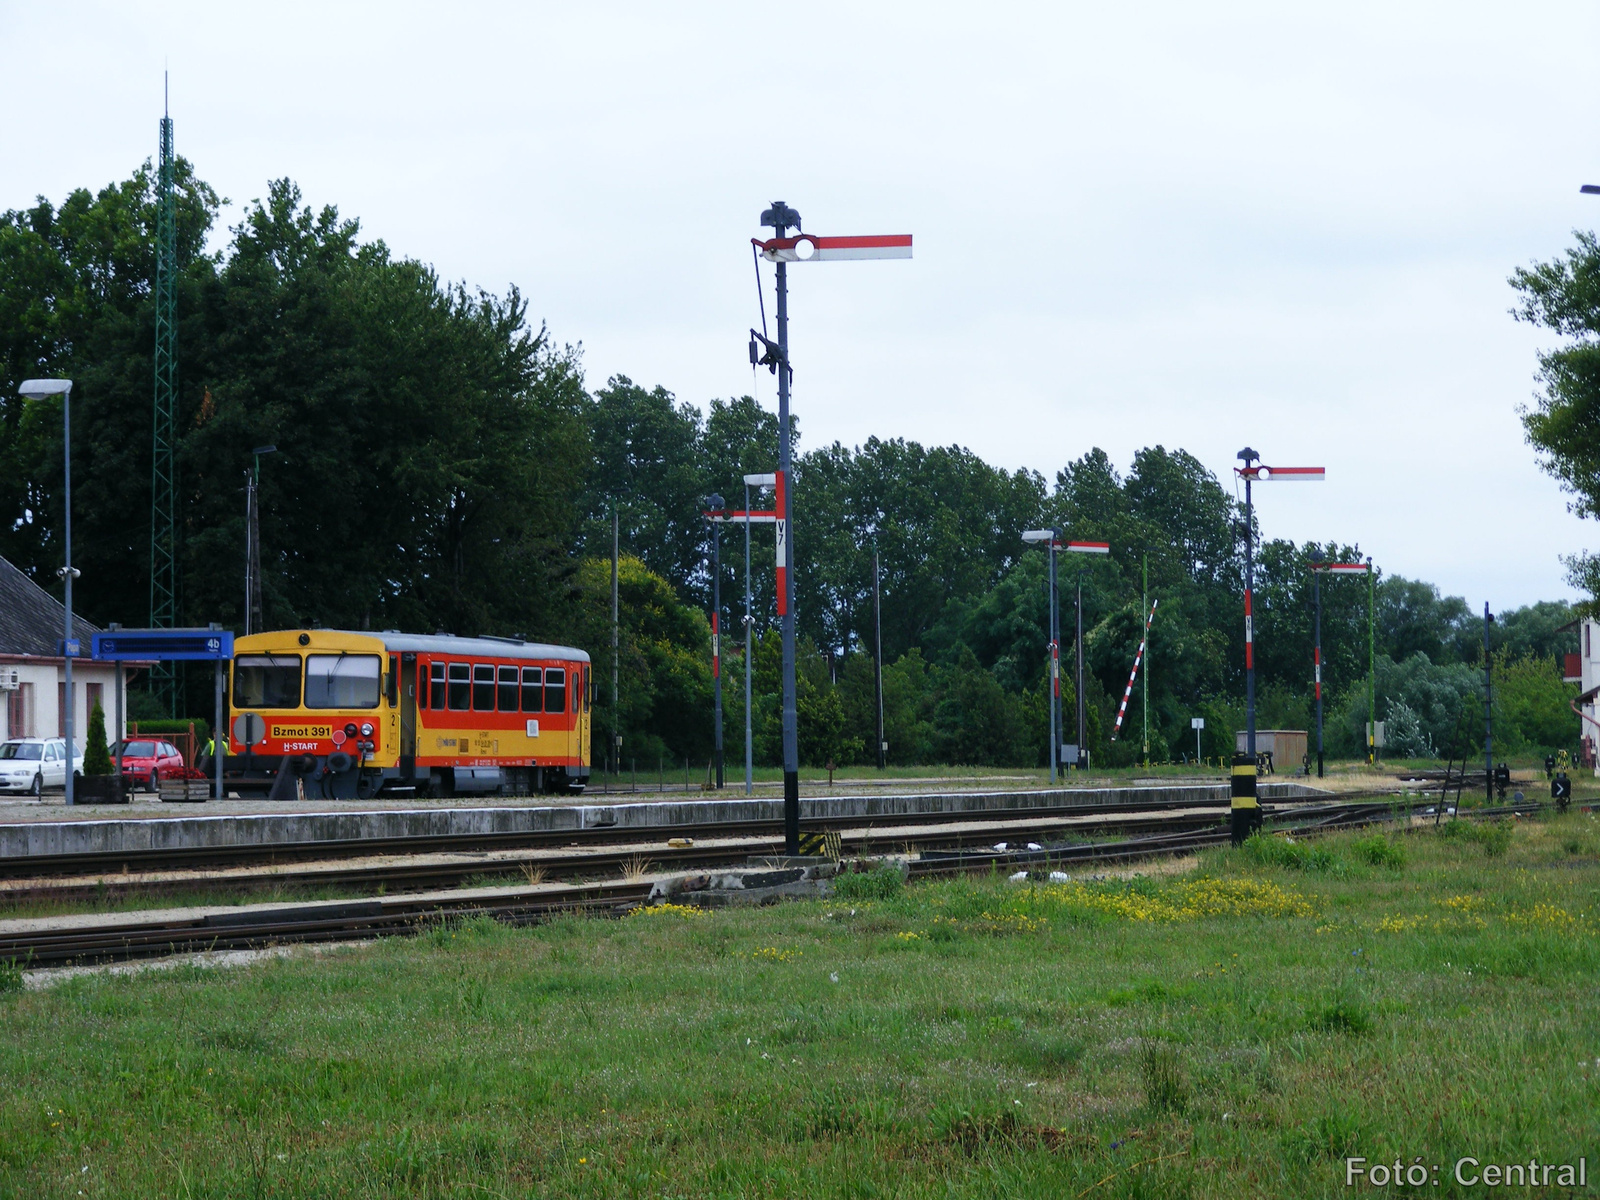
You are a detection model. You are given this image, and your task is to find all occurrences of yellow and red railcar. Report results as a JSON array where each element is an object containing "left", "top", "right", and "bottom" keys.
[{"left": 225, "top": 630, "right": 591, "bottom": 799}]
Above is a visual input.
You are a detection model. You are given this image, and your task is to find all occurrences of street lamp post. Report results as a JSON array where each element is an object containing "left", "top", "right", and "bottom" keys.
[
  {"left": 1022, "top": 530, "right": 1062, "bottom": 783},
  {"left": 1024, "top": 532, "right": 1110, "bottom": 781},
  {"left": 1310, "top": 560, "right": 1372, "bottom": 778},
  {"left": 873, "top": 540, "right": 885, "bottom": 771},
  {"left": 20, "top": 379, "right": 78, "bottom": 805},
  {"left": 1233, "top": 450, "right": 1324, "bottom": 844},
  {"left": 724, "top": 474, "right": 778, "bottom": 795},
  {"left": 752, "top": 206, "right": 912, "bottom": 853},
  {"left": 705, "top": 494, "right": 725, "bottom": 789}
]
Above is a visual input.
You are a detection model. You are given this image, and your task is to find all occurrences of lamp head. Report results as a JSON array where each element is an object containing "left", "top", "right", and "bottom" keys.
[
  {"left": 253, "top": 444, "right": 278, "bottom": 456},
  {"left": 19, "top": 378, "right": 71, "bottom": 399},
  {"left": 760, "top": 201, "right": 801, "bottom": 232},
  {"left": 1582, "top": 185, "right": 1600, "bottom": 195}
]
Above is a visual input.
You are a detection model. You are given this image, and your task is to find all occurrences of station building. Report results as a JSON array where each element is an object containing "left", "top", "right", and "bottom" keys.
[
  {"left": 1568, "top": 619, "right": 1599, "bottom": 774},
  {"left": 0, "top": 555, "right": 125, "bottom": 747}
]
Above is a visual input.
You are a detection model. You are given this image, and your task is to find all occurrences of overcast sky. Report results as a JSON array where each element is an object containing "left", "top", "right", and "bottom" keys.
[{"left": 3, "top": 1, "right": 1596, "bottom": 610}]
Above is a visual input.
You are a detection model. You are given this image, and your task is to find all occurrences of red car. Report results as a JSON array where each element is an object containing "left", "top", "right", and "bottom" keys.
[{"left": 112, "top": 739, "right": 188, "bottom": 792}]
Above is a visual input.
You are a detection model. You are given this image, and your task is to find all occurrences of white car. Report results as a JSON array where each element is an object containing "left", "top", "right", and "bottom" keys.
[{"left": 0, "top": 738, "right": 85, "bottom": 797}]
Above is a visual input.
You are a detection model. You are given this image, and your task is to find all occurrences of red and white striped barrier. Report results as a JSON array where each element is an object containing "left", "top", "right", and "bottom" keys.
[{"left": 1111, "top": 598, "right": 1159, "bottom": 741}]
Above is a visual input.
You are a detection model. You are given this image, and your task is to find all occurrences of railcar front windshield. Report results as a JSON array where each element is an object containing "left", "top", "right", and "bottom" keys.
[
  {"left": 234, "top": 655, "right": 303, "bottom": 708},
  {"left": 305, "top": 654, "right": 382, "bottom": 709},
  {"left": 0, "top": 742, "right": 42, "bottom": 760}
]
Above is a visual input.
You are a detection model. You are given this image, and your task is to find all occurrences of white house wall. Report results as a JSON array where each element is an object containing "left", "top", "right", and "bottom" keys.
[{"left": 0, "top": 659, "right": 126, "bottom": 749}]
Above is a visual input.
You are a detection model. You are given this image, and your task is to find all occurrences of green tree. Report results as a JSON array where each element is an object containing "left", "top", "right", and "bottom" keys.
[
  {"left": 572, "top": 555, "right": 712, "bottom": 767},
  {"left": 1510, "top": 233, "right": 1600, "bottom": 606},
  {"left": 83, "top": 704, "right": 113, "bottom": 777}
]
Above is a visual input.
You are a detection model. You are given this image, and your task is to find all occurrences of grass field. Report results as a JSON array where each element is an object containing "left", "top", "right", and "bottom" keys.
[{"left": 1, "top": 813, "right": 1597, "bottom": 1198}]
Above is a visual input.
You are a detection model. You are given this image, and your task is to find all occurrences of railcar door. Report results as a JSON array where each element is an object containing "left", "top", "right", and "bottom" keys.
[
  {"left": 578, "top": 664, "right": 590, "bottom": 770},
  {"left": 399, "top": 654, "right": 418, "bottom": 780}
]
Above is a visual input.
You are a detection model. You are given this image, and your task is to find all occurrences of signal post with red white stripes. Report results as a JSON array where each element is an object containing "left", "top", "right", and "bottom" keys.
[
  {"left": 1234, "top": 451, "right": 1325, "bottom": 844},
  {"left": 752, "top": 205, "right": 911, "bottom": 853}
]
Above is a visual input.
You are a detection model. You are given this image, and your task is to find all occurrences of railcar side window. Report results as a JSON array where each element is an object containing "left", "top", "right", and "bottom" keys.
[
  {"left": 521, "top": 667, "right": 542, "bottom": 713},
  {"left": 544, "top": 667, "right": 567, "bottom": 714},
  {"left": 430, "top": 663, "right": 446, "bottom": 710},
  {"left": 234, "top": 655, "right": 302, "bottom": 708},
  {"left": 304, "top": 655, "right": 381, "bottom": 709},
  {"left": 498, "top": 666, "right": 519, "bottom": 711},
  {"left": 448, "top": 663, "right": 470, "bottom": 710},
  {"left": 473, "top": 665, "right": 496, "bottom": 711}
]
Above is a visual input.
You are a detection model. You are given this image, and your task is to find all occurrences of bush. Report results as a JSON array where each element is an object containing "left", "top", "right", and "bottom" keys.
[
  {"left": 1351, "top": 833, "right": 1406, "bottom": 868},
  {"left": 0, "top": 963, "right": 20, "bottom": 994},
  {"left": 83, "top": 703, "right": 113, "bottom": 777},
  {"left": 1440, "top": 819, "right": 1512, "bottom": 858},
  {"left": 832, "top": 864, "right": 904, "bottom": 901},
  {"left": 1242, "top": 833, "right": 1340, "bottom": 873}
]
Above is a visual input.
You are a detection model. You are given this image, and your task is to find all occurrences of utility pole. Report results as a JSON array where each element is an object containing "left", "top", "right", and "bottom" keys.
[
  {"left": 1313, "top": 568, "right": 1323, "bottom": 778},
  {"left": 1484, "top": 602, "right": 1494, "bottom": 803},
  {"left": 706, "top": 494, "right": 725, "bottom": 789},
  {"left": 1310, "top": 559, "right": 1371, "bottom": 779},
  {"left": 1368, "top": 556, "right": 1377, "bottom": 764},
  {"left": 244, "top": 445, "right": 276, "bottom": 636},
  {"left": 611, "top": 506, "right": 620, "bottom": 780},
  {"left": 874, "top": 543, "right": 885, "bottom": 770},
  {"left": 1023, "top": 529, "right": 1061, "bottom": 783},
  {"left": 150, "top": 77, "right": 179, "bottom": 714},
  {"left": 1075, "top": 571, "right": 1086, "bottom": 771},
  {"left": 1142, "top": 552, "right": 1149, "bottom": 768}
]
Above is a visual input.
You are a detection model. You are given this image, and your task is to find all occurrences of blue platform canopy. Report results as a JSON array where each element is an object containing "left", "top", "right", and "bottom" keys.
[{"left": 92, "top": 629, "right": 233, "bottom": 661}]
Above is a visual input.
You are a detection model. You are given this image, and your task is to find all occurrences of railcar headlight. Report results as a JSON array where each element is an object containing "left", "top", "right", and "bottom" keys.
[{"left": 360, "top": 722, "right": 374, "bottom": 737}]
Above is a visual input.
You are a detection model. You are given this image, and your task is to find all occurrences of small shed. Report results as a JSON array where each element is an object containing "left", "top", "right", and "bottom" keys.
[{"left": 1233, "top": 729, "right": 1308, "bottom": 774}]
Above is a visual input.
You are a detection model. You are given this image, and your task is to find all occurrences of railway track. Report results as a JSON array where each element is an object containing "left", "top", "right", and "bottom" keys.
[
  {"left": 0, "top": 797, "right": 1361, "bottom": 903},
  {"left": 0, "top": 792, "right": 1303, "bottom": 879},
  {"left": 1, "top": 797, "right": 1540, "bottom": 969}
]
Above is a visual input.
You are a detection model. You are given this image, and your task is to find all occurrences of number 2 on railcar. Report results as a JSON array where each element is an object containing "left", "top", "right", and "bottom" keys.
[{"left": 225, "top": 630, "right": 591, "bottom": 799}]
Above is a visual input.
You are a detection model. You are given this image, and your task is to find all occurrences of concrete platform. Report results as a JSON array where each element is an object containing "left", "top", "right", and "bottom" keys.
[{"left": 0, "top": 782, "right": 1330, "bottom": 863}]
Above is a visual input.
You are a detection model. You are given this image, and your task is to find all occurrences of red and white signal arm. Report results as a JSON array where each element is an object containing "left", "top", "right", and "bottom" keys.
[
  {"left": 1064, "top": 541, "right": 1110, "bottom": 554},
  {"left": 1313, "top": 562, "right": 1370, "bottom": 574},
  {"left": 755, "top": 234, "right": 913, "bottom": 263},
  {"left": 1238, "top": 465, "right": 1326, "bottom": 482}
]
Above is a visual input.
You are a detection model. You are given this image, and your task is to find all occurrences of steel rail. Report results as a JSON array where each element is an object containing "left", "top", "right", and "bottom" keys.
[
  {"left": 0, "top": 790, "right": 1338, "bottom": 879},
  {"left": 0, "top": 804, "right": 1312, "bottom": 904},
  {"left": 0, "top": 800, "right": 1543, "bottom": 968}
]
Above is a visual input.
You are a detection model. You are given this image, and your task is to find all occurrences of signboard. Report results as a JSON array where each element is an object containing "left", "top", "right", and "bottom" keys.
[
  {"left": 1191, "top": 717, "right": 1205, "bottom": 730},
  {"left": 1060, "top": 743, "right": 1080, "bottom": 765},
  {"left": 93, "top": 629, "right": 234, "bottom": 661}
]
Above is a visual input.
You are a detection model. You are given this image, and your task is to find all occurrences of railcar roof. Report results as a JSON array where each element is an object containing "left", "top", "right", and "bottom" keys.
[{"left": 339, "top": 631, "right": 589, "bottom": 662}]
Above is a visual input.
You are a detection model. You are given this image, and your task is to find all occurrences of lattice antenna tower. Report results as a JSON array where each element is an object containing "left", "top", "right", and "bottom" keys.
[{"left": 149, "top": 74, "right": 179, "bottom": 713}]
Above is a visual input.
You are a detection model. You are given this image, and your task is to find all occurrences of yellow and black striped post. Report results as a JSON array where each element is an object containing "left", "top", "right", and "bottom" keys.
[{"left": 1230, "top": 752, "right": 1260, "bottom": 846}]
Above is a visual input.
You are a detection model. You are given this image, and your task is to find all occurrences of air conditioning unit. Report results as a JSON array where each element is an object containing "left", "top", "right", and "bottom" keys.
[{"left": 0, "top": 668, "right": 19, "bottom": 691}]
